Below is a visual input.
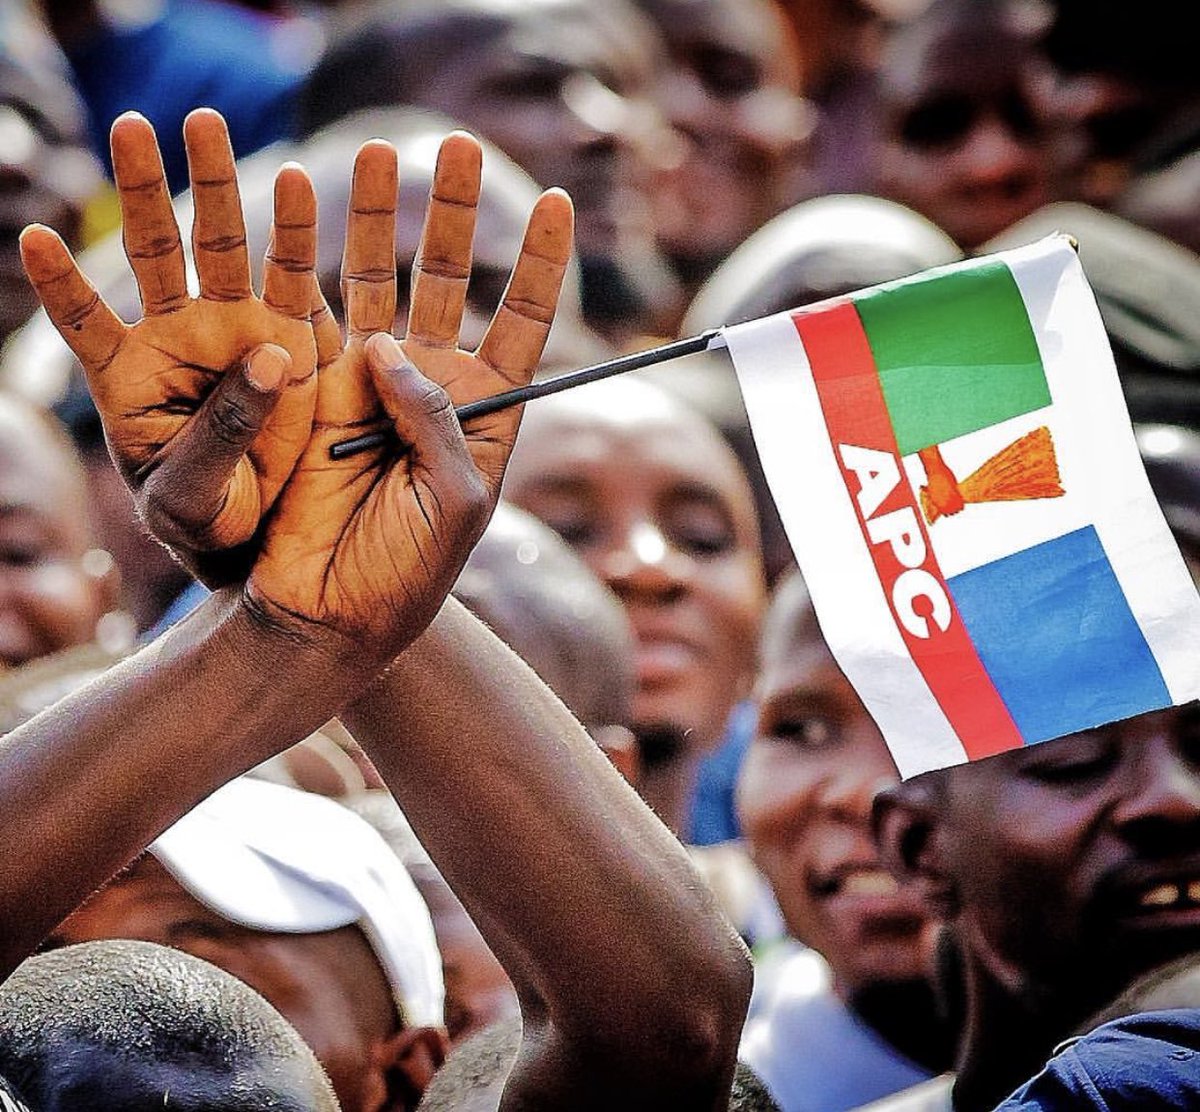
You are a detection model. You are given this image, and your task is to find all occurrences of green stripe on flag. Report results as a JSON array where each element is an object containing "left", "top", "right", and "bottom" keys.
[{"left": 854, "top": 260, "right": 1050, "bottom": 455}]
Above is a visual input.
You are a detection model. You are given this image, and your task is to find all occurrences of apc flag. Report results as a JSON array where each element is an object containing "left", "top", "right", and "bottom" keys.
[{"left": 725, "top": 235, "right": 1200, "bottom": 778}]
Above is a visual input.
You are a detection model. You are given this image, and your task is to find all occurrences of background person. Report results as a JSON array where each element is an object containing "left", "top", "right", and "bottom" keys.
[{"left": 0, "top": 940, "right": 341, "bottom": 1112}]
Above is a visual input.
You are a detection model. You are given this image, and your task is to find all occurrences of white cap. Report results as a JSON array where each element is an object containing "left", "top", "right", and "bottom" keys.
[{"left": 149, "top": 777, "right": 444, "bottom": 1028}]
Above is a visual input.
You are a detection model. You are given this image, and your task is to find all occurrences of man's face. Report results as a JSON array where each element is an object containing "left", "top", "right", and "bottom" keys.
[
  {"left": 933, "top": 703, "right": 1200, "bottom": 1007},
  {"left": 639, "top": 0, "right": 810, "bottom": 269},
  {"left": 876, "top": 16, "right": 1050, "bottom": 249},
  {"left": 53, "top": 857, "right": 404, "bottom": 1112},
  {"left": 407, "top": 0, "right": 668, "bottom": 262},
  {"left": 504, "top": 387, "right": 766, "bottom": 755},
  {"left": 0, "top": 403, "right": 108, "bottom": 670},
  {"left": 737, "top": 586, "right": 934, "bottom": 992}
]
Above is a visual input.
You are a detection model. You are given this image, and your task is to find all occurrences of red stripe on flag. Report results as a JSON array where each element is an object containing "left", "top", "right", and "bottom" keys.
[{"left": 792, "top": 304, "right": 1022, "bottom": 760}]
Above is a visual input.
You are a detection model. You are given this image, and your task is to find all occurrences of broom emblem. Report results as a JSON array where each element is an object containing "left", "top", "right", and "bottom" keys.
[{"left": 917, "top": 426, "right": 1065, "bottom": 524}]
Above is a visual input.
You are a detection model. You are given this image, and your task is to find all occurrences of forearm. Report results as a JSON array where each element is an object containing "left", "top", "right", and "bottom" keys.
[
  {"left": 0, "top": 588, "right": 371, "bottom": 976},
  {"left": 342, "top": 598, "right": 751, "bottom": 1090}
]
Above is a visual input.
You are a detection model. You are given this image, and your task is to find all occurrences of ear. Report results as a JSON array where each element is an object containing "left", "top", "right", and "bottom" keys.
[
  {"left": 377, "top": 1024, "right": 449, "bottom": 1111},
  {"left": 872, "top": 781, "right": 959, "bottom": 920}
]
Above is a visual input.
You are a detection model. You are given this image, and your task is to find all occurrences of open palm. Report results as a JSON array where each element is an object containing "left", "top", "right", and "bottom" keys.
[
  {"left": 20, "top": 110, "right": 317, "bottom": 578},
  {"left": 248, "top": 133, "right": 574, "bottom": 653}
]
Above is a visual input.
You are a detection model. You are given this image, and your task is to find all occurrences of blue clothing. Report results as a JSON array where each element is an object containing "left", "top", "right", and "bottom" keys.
[
  {"left": 741, "top": 949, "right": 934, "bottom": 1112},
  {"left": 995, "top": 1009, "right": 1200, "bottom": 1110},
  {"left": 64, "top": 0, "right": 306, "bottom": 194},
  {"left": 689, "top": 699, "right": 755, "bottom": 845},
  {"left": 147, "top": 579, "right": 209, "bottom": 640}
]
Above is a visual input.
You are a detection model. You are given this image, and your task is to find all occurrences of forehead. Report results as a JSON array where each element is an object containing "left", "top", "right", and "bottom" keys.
[
  {"left": 642, "top": 0, "right": 776, "bottom": 53},
  {"left": 757, "top": 586, "right": 839, "bottom": 693},
  {"left": 882, "top": 13, "right": 1032, "bottom": 105},
  {"left": 47, "top": 1047, "right": 318, "bottom": 1112},
  {"left": 443, "top": 0, "right": 655, "bottom": 77},
  {"left": 510, "top": 390, "right": 753, "bottom": 508}
]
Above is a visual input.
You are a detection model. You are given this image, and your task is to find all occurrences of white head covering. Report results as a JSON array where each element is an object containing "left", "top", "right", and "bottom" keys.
[{"left": 150, "top": 777, "right": 444, "bottom": 1028}]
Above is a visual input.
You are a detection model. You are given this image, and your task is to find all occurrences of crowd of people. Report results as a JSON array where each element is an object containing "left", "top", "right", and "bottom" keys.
[{"left": 0, "top": 0, "right": 1198, "bottom": 1108}]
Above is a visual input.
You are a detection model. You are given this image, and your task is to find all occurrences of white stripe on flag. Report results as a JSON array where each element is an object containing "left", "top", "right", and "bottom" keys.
[
  {"left": 724, "top": 312, "right": 969, "bottom": 778},
  {"left": 1009, "top": 238, "right": 1200, "bottom": 706}
]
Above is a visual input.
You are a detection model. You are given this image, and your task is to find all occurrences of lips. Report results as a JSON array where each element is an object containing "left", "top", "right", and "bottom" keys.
[
  {"left": 634, "top": 636, "right": 698, "bottom": 686},
  {"left": 808, "top": 862, "right": 900, "bottom": 900},
  {"left": 1102, "top": 858, "right": 1200, "bottom": 929}
]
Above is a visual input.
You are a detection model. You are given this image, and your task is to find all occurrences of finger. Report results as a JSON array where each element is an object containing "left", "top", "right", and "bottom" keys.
[
  {"left": 262, "top": 162, "right": 317, "bottom": 321},
  {"left": 366, "top": 333, "right": 486, "bottom": 516},
  {"left": 342, "top": 140, "right": 398, "bottom": 338},
  {"left": 110, "top": 112, "right": 189, "bottom": 315},
  {"left": 476, "top": 188, "right": 574, "bottom": 386},
  {"left": 185, "top": 108, "right": 253, "bottom": 302},
  {"left": 142, "top": 343, "right": 291, "bottom": 549},
  {"left": 406, "top": 131, "right": 481, "bottom": 349},
  {"left": 19, "top": 225, "right": 128, "bottom": 373},
  {"left": 310, "top": 275, "right": 343, "bottom": 369}
]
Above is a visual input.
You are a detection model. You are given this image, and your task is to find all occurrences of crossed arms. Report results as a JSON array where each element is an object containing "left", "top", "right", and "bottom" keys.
[{"left": 2, "top": 110, "right": 749, "bottom": 1109}]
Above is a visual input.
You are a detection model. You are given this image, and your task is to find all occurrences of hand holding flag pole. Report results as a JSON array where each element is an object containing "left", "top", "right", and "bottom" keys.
[{"left": 328, "top": 329, "right": 726, "bottom": 459}]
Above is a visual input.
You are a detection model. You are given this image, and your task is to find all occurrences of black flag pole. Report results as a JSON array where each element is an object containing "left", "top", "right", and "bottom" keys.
[{"left": 328, "top": 328, "right": 727, "bottom": 460}]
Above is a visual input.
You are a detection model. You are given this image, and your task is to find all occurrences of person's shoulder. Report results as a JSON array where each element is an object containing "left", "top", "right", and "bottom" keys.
[{"left": 995, "top": 1008, "right": 1200, "bottom": 1110}]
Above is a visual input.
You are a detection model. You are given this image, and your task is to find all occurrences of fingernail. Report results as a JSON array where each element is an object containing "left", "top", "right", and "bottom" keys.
[
  {"left": 246, "top": 344, "right": 290, "bottom": 391},
  {"left": 365, "top": 332, "right": 404, "bottom": 367}
]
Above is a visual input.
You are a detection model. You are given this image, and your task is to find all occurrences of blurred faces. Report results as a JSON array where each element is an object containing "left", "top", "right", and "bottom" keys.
[
  {"left": 737, "top": 577, "right": 934, "bottom": 994},
  {"left": 922, "top": 703, "right": 1200, "bottom": 1009},
  {"left": 0, "top": 57, "right": 101, "bottom": 344},
  {"left": 875, "top": 1, "right": 1051, "bottom": 248},
  {"left": 0, "top": 397, "right": 111, "bottom": 670},
  {"left": 504, "top": 380, "right": 766, "bottom": 758},
  {"left": 55, "top": 857, "right": 444, "bottom": 1112},
  {"left": 637, "top": 0, "right": 812, "bottom": 276},
  {"left": 399, "top": 0, "right": 669, "bottom": 265}
]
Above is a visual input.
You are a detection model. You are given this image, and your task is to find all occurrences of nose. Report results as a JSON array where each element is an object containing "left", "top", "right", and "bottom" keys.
[
  {"left": 957, "top": 114, "right": 1035, "bottom": 185},
  {"left": 818, "top": 768, "right": 894, "bottom": 825},
  {"left": 598, "top": 520, "right": 687, "bottom": 602},
  {"left": 1112, "top": 735, "right": 1200, "bottom": 851}
]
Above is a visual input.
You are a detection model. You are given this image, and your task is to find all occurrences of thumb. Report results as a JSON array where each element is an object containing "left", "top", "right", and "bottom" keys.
[
  {"left": 141, "top": 344, "right": 291, "bottom": 550},
  {"left": 365, "top": 332, "right": 489, "bottom": 532}
]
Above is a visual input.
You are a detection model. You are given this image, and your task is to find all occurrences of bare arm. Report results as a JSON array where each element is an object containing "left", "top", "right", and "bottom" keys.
[
  {"left": 342, "top": 597, "right": 752, "bottom": 1111},
  {"left": 0, "top": 590, "right": 371, "bottom": 980}
]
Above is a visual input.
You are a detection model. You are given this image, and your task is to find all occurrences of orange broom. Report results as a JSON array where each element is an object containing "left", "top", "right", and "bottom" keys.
[{"left": 918, "top": 426, "right": 1065, "bottom": 524}]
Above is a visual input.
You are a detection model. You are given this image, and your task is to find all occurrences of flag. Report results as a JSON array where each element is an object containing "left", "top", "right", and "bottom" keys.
[{"left": 724, "top": 235, "right": 1200, "bottom": 778}]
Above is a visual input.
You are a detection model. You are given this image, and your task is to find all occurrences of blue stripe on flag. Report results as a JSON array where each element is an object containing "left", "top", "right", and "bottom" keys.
[{"left": 946, "top": 526, "right": 1171, "bottom": 745}]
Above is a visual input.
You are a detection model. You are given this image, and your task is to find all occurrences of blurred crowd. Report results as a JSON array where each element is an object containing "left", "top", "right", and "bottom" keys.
[{"left": 0, "top": 0, "right": 1199, "bottom": 1109}]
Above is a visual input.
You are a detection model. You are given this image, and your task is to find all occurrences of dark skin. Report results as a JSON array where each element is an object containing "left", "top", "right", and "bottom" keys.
[
  {"left": 4, "top": 112, "right": 517, "bottom": 982},
  {"left": 54, "top": 856, "right": 439, "bottom": 1112},
  {"left": 20, "top": 109, "right": 750, "bottom": 1109},
  {"left": 877, "top": 703, "right": 1200, "bottom": 1111},
  {"left": 738, "top": 576, "right": 947, "bottom": 1070}
]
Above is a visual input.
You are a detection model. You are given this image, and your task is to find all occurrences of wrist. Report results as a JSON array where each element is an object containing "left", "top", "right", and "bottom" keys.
[{"left": 228, "top": 589, "right": 392, "bottom": 693}]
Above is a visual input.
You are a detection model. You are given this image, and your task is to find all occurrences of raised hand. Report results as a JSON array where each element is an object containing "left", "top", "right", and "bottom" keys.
[
  {"left": 19, "top": 109, "right": 318, "bottom": 582},
  {"left": 245, "top": 132, "right": 574, "bottom": 656}
]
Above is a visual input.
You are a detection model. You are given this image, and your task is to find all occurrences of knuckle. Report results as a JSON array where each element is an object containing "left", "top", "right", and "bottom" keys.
[
  {"left": 457, "top": 472, "right": 491, "bottom": 536},
  {"left": 208, "top": 393, "right": 261, "bottom": 447},
  {"left": 410, "top": 378, "right": 454, "bottom": 423}
]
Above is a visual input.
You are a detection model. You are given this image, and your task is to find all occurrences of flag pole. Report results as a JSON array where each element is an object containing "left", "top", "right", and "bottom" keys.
[{"left": 328, "top": 329, "right": 727, "bottom": 460}]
